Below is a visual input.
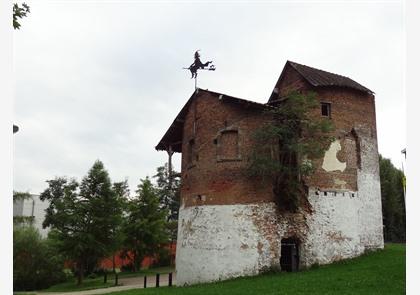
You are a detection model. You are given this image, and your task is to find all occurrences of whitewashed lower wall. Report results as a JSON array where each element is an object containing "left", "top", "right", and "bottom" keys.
[
  {"left": 175, "top": 187, "right": 383, "bottom": 286},
  {"left": 303, "top": 190, "right": 365, "bottom": 266},
  {"left": 175, "top": 204, "right": 272, "bottom": 286}
]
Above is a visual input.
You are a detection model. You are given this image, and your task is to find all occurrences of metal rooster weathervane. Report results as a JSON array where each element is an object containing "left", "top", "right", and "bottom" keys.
[{"left": 183, "top": 50, "right": 216, "bottom": 89}]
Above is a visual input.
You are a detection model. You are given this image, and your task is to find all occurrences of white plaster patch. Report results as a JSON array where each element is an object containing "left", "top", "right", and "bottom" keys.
[{"left": 322, "top": 140, "right": 346, "bottom": 172}]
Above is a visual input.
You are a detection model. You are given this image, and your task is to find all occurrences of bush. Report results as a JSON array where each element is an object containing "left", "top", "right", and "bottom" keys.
[
  {"left": 151, "top": 248, "right": 171, "bottom": 268},
  {"left": 14, "top": 226, "right": 66, "bottom": 291}
]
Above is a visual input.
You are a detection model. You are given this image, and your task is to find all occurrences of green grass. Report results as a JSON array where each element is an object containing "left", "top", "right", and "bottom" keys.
[
  {"left": 41, "top": 266, "right": 174, "bottom": 292},
  {"left": 104, "top": 244, "right": 405, "bottom": 295}
]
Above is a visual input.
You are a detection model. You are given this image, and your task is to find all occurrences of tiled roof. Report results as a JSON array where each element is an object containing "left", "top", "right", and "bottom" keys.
[{"left": 287, "top": 61, "right": 373, "bottom": 94}]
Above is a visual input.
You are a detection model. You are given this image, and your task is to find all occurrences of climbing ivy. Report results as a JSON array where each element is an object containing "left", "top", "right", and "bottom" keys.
[{"left": 247, "top": 91, "right": 335, "bottom": 211}]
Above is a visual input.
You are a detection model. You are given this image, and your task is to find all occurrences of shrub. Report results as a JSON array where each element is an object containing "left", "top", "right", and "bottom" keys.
[{"left": 13, "top": 226, "right": 66, "bottom": 291}]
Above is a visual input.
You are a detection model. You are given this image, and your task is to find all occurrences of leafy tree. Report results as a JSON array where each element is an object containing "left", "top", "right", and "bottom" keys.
[
  {"left": 153, "top": 164, "right": 180, "bottom": 243},
  {"left": 13, "top": 2, "right": 30, "bottom": 30},
  {"left": 40, "top": 160, "right": 124, "bottom": 284},
  {"left": 379, "top": 155, "right": 406, "bottom": 242},
  {"left": 121, "top": 177, "right": 169, "bottom": 271},
  {"left": 154, "top": 163, "right": 180, "bottom": 221},
  {"left": 79, "top": 161, "right": 124, "bottom": 272},
  {"left": 248, "top": 91, "right": 335, "bottom": 211},
  {"left": 109, "top": 180, "right": 130, "bottom": 270},
  {"left": 14, "top": 226, "right": 65, "bottom": 291}
]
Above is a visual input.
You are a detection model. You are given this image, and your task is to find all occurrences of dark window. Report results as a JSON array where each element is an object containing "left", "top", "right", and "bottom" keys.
[{"left": 321, "top": 102, "right": 331, "bottom": 118}]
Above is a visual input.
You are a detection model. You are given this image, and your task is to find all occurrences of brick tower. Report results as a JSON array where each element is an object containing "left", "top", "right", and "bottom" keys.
[{"left": 156, "top": 61, "right": 384, "bottom": 285}]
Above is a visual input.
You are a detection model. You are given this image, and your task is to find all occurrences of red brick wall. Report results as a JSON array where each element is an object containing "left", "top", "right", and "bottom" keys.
[
  {"left": 271, "top": 66, "right": 376, "bottom": 191},
  {"left": 180, "top": 69, "right": 377, "bottom": 207},
  {"left": 181, "top": 91, "right": 274, "bottom": 207},
  {"left": 99, "top": 242, "right": 176, "bottom": 269}
]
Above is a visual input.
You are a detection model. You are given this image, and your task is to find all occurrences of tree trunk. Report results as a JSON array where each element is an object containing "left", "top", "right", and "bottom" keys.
[
  {"left": 77, "top": 260, "right": 84, "bottom": 285},
  {"left": 133, "top": 252, "right": 138, "bottom": 272}
]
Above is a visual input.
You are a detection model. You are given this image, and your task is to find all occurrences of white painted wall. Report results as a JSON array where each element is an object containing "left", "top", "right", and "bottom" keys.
[
  {"left": 13, "top": 194, "right": 50, "bottom": 237},
  {"left": 176, "top": 204, "right": 272, "bottom": 286},
  {"left": 303, "top": 190, "right": 365, "bottom": 266}
]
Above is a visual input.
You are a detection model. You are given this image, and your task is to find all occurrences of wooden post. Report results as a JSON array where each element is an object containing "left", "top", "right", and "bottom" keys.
[
  {"left": 103, "top": 271, "right": 107, "bottom": 283},
  {"left": 167, "top": 145, "right": 174, "bottom": 191},
  {"left": 168, "top": 272, "right": 173, "bottom": 287},
  {"left": 144, "top": 275, "right": 147, "bottom": 288},
  {"left": 114, "top": 273, "right": 118, "bottom": 286},
  {"left": 156, "top": 273, "right": 160, "bottom": 288}
]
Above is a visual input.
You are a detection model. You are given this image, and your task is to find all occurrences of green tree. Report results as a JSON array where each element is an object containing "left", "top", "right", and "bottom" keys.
[
  {"left": 13, "top": 2, "right": 30, "bottom": 30},
  {"left": 109, "top": 180, "right": 130, "bottom": 270},
  {"left": 79, "top": 160, "right": 124, "bottom": 273},
  {"left": 154, "top": 163, "right": 180, "bottom": 221},
  {"left": 248, "top": 91, "right": 334, "bottom": 211},
  {"left": 379, "top": 155, "right": 406, "bottom": 242},
  {"left": 153, "top": 164, "right": 180, "bottom": 244},
  {"left": 122, "top": 177, "right": 169, "bottom": 271},
  {"left": 14, "top": 226, "right": 65, "bottom": 291},
  {"left": 40, "top": 160, "right": 124, "bottom": 284}
]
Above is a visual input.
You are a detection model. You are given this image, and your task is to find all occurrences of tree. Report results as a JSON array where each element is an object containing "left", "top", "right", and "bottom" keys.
[
  {"left": 154, "top": 163, "right": 180, "bottom": 221},
  {"left": 247, "top": 91, "right": 335, "bottom": 211},
  {"left": 78, "top": 161, "right": 124, "bottom": 273},
  {"left": 13, "top": 2, "right": 30, "bottom": 30},
  {"left": 153, "top": 163, "right": 181, "bottom": 243},
  {"left": 121, "top": 177, "right": 169, "bottom": 271},
  {"left": 14, "top": 226, "right": 66, "bottom": 291},
  {"left": 109, "top": 180, "right": 130, "bottom": 270},
  {"left": 379, "top": 155, "right": 406, "bottom": 242},
  {"left": 40, "top": 160, "right": 124, "bottom": 284}
]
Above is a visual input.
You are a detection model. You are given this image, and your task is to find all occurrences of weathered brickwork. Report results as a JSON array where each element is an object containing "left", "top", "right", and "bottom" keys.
[
  {"left": 158, "top": 61, "right": 384, "bottom": 285},
  {"left": 180, "top": 91, "right": 274, "bottom": 208}
]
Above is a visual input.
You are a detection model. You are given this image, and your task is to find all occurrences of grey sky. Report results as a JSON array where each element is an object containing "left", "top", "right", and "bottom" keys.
[{"left": 14, "top": 1, "right": 404, "bottom": 194}]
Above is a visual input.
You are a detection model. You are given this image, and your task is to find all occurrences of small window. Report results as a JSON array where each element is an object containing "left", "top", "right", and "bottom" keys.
[{"left": 321, "top": 102, "right": 331, "bottom": 118}]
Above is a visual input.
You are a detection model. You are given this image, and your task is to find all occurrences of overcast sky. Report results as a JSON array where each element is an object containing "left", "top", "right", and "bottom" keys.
[{"left": 14, "top": 0, "right": 404, "bottom": 195}]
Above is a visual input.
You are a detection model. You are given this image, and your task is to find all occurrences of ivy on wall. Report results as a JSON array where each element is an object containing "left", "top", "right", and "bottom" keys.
[{"left": 247, "top": 91, "right": 335, "bottom": 211}]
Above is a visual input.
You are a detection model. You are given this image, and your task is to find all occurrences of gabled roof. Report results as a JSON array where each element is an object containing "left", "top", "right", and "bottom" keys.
[
  {"left": 156, "top": 60, "right": 374, "bottom": 153},
  {"left": 276, "top": 60, "right": 374, "bottom": 96},
  {"left": 155, "top": 88, "right": 267, "bottom": 152}
]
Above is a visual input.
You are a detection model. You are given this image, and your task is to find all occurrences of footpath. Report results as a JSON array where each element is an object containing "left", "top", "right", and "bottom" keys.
[{"left": 27, "top": 274, "right": 176, "bottom": 295}]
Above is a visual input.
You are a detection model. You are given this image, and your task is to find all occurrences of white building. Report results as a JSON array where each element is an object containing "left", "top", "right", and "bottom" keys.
[{"left": 13, "top": 194, "right": 50, "bottom": 237}]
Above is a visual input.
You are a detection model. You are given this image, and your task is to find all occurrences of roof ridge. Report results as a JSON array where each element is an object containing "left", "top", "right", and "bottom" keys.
[{"left": 288, "top": 60, "right": 354, "bottom": 82}]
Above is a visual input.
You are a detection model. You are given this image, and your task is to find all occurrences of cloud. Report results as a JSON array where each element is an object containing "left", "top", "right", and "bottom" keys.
[{"left": 14, "top": 1, "right": 404, "bottom": 194}]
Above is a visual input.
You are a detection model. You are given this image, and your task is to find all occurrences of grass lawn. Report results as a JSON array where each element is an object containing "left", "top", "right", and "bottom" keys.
[
  {"left": 104, "top": 243, "right": 405, "bottom": 295},
  {"left": 41, "top": 266, "right": 174, "bottom": 292}
]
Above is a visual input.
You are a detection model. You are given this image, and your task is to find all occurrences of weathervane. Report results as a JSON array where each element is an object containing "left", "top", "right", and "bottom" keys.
[{"left": 184, "top": 50, "right": 216, "bottom": 89}]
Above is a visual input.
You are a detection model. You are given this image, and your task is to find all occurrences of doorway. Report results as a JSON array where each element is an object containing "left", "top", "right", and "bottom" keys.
[{"left": 280, "top": 238, "right": 299, "bottom": 272}]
